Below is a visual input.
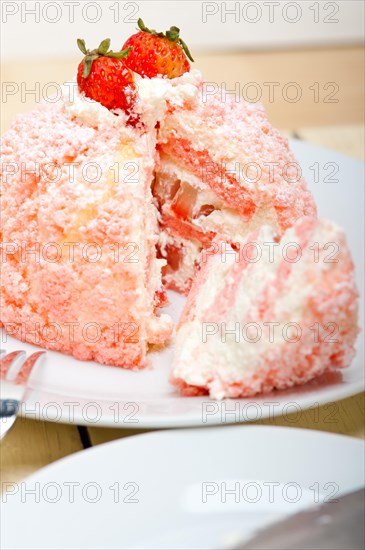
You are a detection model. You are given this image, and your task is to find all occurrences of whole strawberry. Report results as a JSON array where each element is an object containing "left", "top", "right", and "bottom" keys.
[
  {"left": 122, "top": 18, "right": 194, "bottom": 79},
  {"left": 77, "top": 38, "right": 135, "bottom": 113}
]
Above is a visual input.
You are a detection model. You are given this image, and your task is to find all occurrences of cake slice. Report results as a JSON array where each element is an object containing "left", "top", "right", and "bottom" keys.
[
  {"left": 155, "top": 88, "right": 317, "bottom": 293},
  {"left": 0, "top": 100, "right": 172, "bottom": 368},
  {"left": 171, "top": 217, "right": 359, "bottom": 398}
]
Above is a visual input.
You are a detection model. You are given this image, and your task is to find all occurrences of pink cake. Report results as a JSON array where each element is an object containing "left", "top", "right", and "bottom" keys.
[
  {"left": 171, "top": 217, "right": 359, "bottom": 399},
  {"left": 0, "top": 35, "right": 358, "bottom": 385},
  {"left": 155, "top": 87, "right": 317, "bottom": 293},
  {"left": 1, "top": 100, "right": 172, "bottom": 368}
]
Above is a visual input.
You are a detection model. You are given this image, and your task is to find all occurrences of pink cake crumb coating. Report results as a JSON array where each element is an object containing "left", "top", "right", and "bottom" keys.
[
  {"left": 0, "top": 101, "right": 172, "bottom": 368},
  {"left": 171, "top": 217, "right": 359, "bottom": 399}
]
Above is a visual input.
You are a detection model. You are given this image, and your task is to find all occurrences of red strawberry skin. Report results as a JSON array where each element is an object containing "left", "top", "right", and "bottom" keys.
[
  {"left": 122, "top": 32, "right": 190, "bottom": 79},
  {"left": 77, "top": 56, "right": 136, "bottom": 112}
]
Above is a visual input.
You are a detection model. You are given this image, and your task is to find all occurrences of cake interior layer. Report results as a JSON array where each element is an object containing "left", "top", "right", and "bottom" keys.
[{"left": 154, "top": 149, "right": 280, "bottom": 294}]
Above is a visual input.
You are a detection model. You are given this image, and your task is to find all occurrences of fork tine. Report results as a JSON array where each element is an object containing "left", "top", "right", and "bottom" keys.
[
  {"left": 14, "top": 351, "right": 46, "bottom": 384},
  {"left": 0, "top": 351, "right": 26, "bottom": 380}
]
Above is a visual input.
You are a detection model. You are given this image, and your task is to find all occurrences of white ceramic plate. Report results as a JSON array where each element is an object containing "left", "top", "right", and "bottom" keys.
[
  {"left": 1, "top": 140, "right": 364, "bottom": 427},
  {"left": 1, "top": 426, "right": 364, "bottom": 550}
]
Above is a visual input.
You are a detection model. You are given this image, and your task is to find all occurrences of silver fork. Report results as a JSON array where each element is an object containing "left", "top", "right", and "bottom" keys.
[{"left": 0, "top": 350, "right": 46, "bottom": 440}]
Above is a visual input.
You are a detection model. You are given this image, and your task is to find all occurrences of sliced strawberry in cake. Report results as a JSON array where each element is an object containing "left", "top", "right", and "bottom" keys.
[{"left": 171, "top": 217, "right": 359, "bottom": 399}]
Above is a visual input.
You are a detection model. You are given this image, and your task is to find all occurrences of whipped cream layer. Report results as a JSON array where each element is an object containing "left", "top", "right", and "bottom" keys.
[
  {"left": 62, "top": 80, "right": 127, "bottom": 127},
  {"left": 62, "top": 69, "right": 202, "bottom": 129}
]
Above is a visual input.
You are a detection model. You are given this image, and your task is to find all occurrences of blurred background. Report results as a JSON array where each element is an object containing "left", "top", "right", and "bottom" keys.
[{"left": 1, "top": 0, "right": 364, "bottom": 158}]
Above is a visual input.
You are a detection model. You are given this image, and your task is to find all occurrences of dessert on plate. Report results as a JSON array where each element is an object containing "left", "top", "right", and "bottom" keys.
[
  {"left": 171, "top": 217, "right": 359, "bottom": 399},
  {"left": 0, "top": 19, "right": 359, "bottom": 391}
]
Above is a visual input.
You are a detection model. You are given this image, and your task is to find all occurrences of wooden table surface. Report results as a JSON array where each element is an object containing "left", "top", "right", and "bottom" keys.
[{"left": 1, "top": 46, "right": 364, "bottom": 486}]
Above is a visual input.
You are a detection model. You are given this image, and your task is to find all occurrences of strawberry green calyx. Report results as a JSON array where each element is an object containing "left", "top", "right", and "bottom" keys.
[
  {"left": 136, "top": 18, "right": 194, "bottom": 62},
  {"left": 77, "top": 38, "right": 131, "bottom": 78}
]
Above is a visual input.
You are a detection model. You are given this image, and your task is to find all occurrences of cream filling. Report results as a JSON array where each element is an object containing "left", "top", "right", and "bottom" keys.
[
  {"left": 159, "top": 161, "right": 281, "bottom": 243},
  {"left": 62, "top": 80, "right": 127, "bottom": 127},
  {"left": 196, "top": 205, "right": 280, "bottom": 243},
  {"left": 159, "top": 158, "right": 209, "bottom": 192},
  {"left": 134, "top": 69, "right": 201, "bottom": 128}
]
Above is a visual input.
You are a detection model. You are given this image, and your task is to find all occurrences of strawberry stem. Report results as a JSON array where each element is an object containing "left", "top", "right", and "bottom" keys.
[
  {"left": 136, "top": 18, "right": 194, "bottom": 62},
  {"left": 178, "top": 38, "right": 194, "bottom": 62},
  {"left": 105, "top": 49, "right": 131, "bottom": 59},
  {"left": 97, "top": 38, "right": 111, "bottom": 55},
  {"left": 77, "top": 38, "right": 87, "bottom": 55}
]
